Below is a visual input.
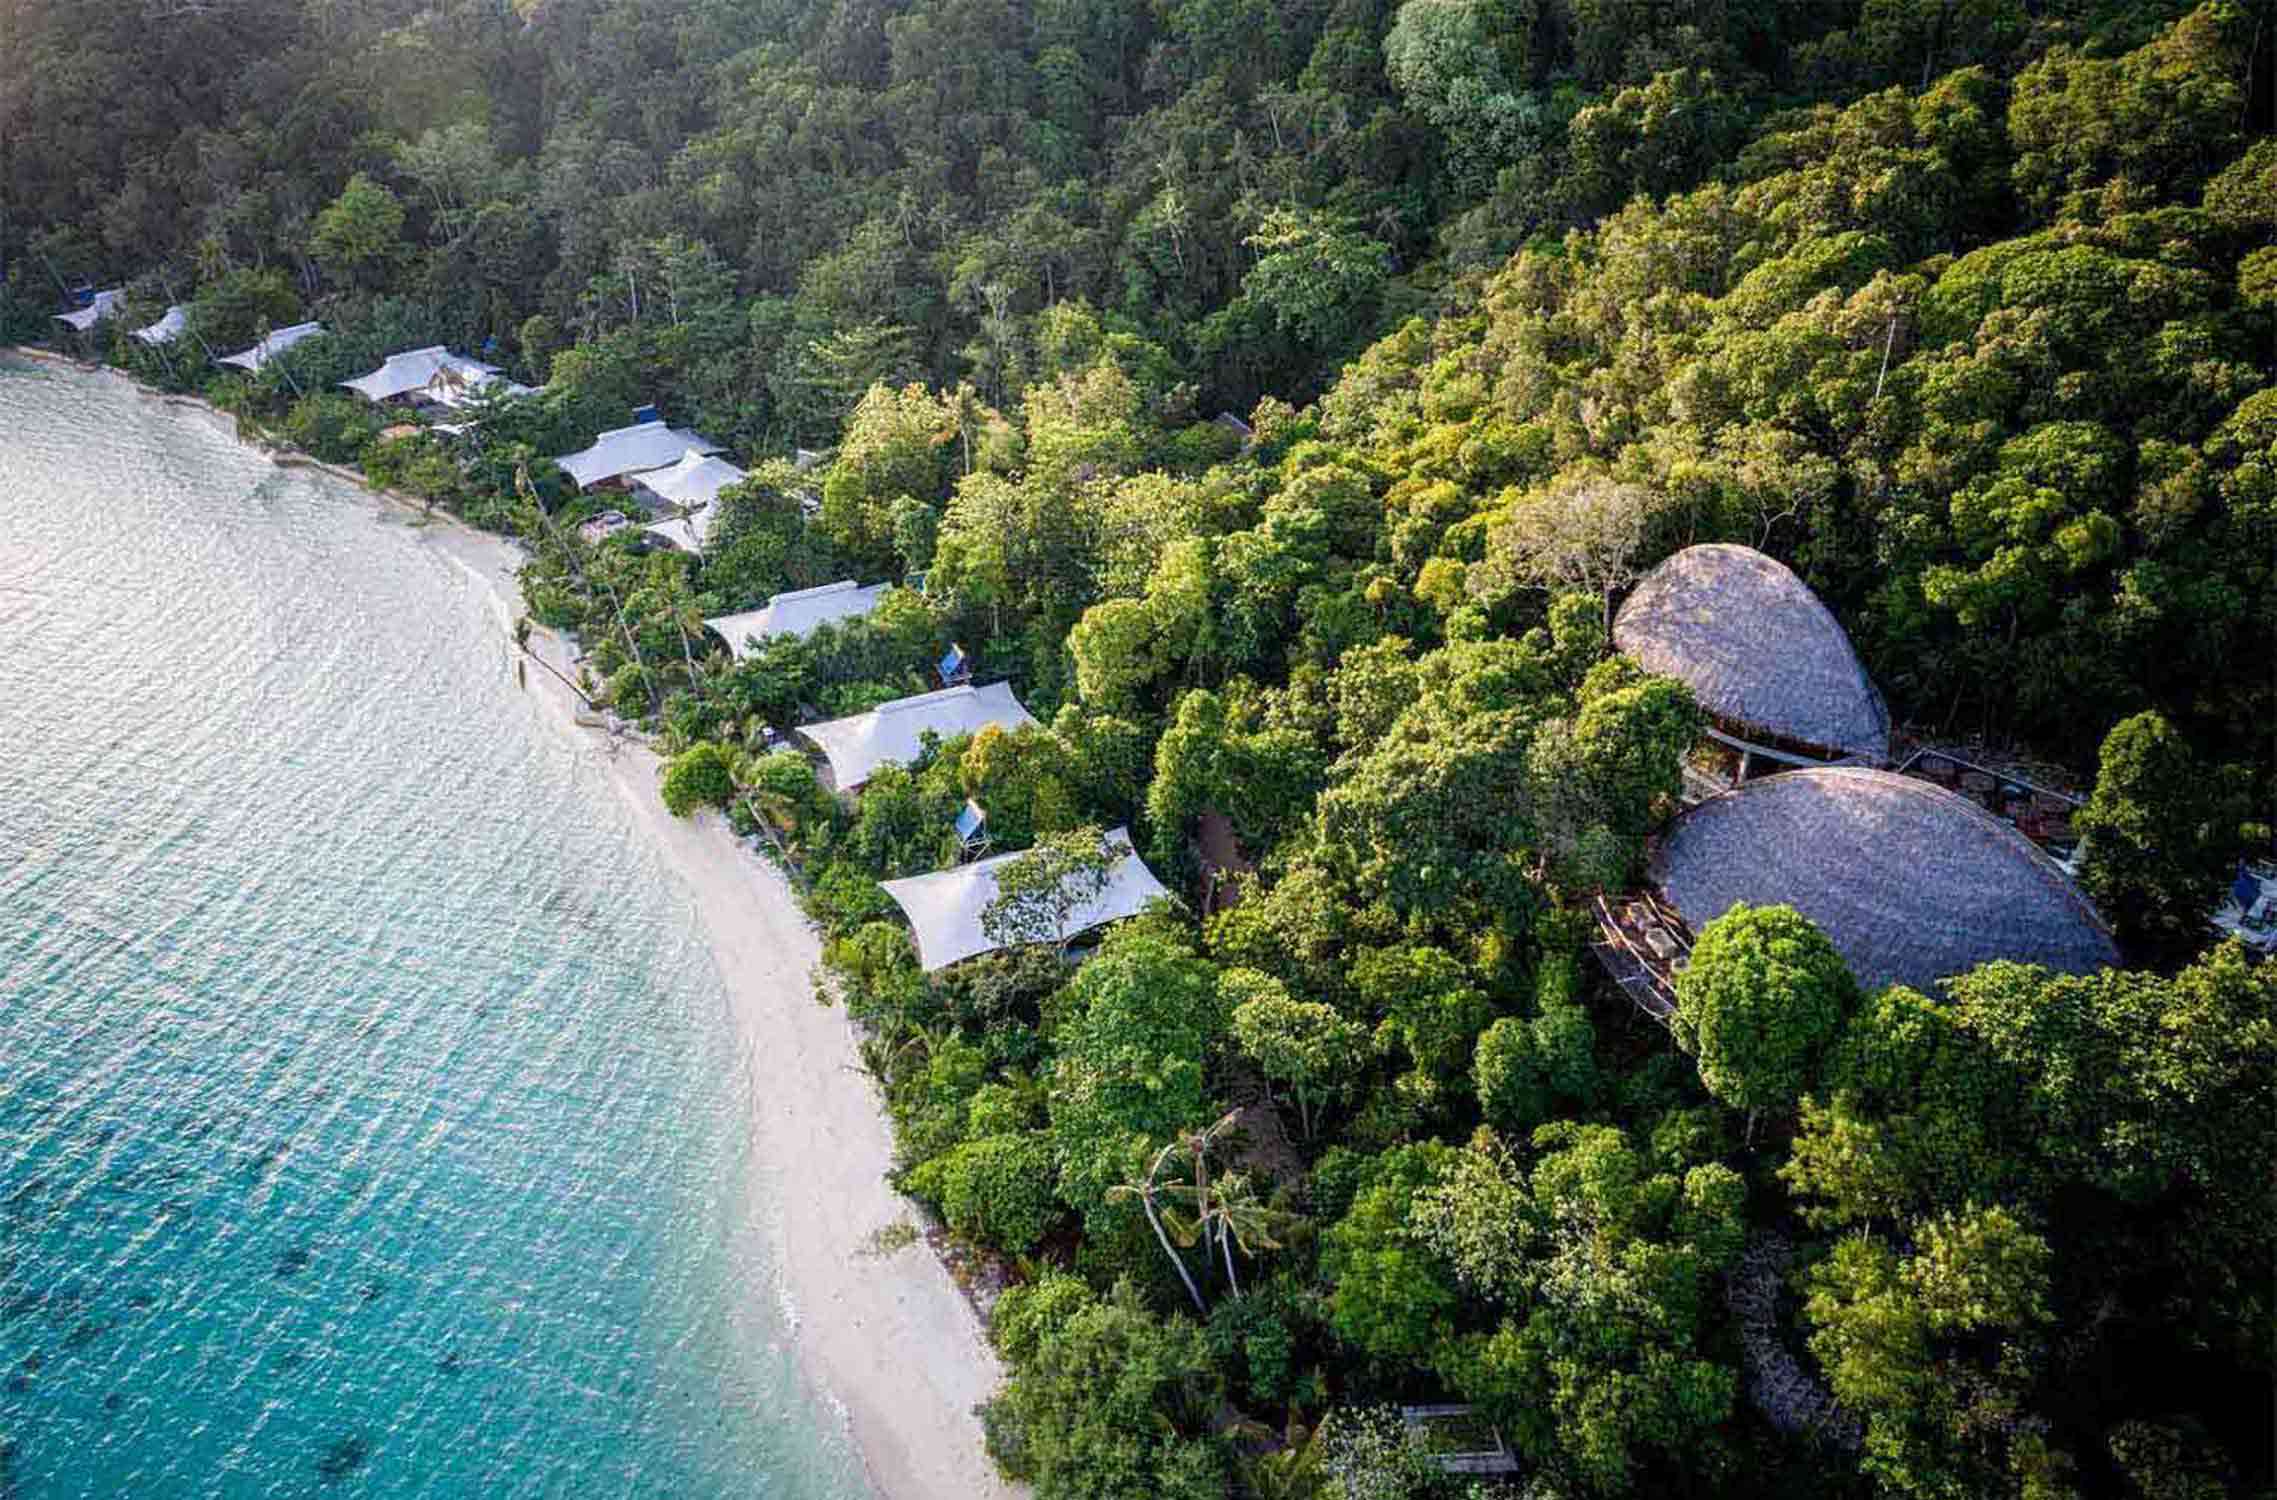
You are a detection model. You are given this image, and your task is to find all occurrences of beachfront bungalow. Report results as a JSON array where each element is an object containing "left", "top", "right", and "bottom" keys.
[
  {"left": 878, "top": 827, "right": 1171, "bottom": 971},
  {"left": 217, "top": 321, "right": 326, "bottom": 373},
  {"left": 704, "top": 581, "right": 892, "bottom": 660},
  {"left": 1615, "top": 544, "right": 1890, "bottom": 793},
  {"left": 636, "top": 451, "right": 747, "bottom": 552},
  {"left": 555, "top": 419, "right": 723, "bottom": 492},
  {"left": 55, "top": 289, "right": 125, "bottom": 332},
  {"left": 341, "top": 346, "right": 527, "bottom": 411},
  {"left": 798, "top": 682, "right": 1038, "bottom": 792},
  {"left": 133, "top": 305, "right": 187, "bottom": 347},
  {"left": 1592, "top": 766, "right": 2119, "bottom": 1019}
]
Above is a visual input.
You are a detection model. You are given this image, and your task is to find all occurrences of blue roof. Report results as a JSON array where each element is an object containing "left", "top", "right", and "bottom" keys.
[
  {"left": 954, "top": 801, "right": 987, "bottom": 840},
  {"left": 2234, "top": 863, "right": 2263, "bottom": 910}
]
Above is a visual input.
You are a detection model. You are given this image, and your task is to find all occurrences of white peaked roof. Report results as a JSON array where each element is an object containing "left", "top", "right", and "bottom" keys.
[
  {"left": 55, "top": 290, "right": 125, "bottom": 332},
  {"left": 133, "top": 305, "right": 187, "bottom": 346},
  {"left": 340, "top": 346, "right": 502, "bottom": 404},
  {"left": 638, "top": 449, "right": 747, "bottom": 508},
  {"left": 799, "top": 681, "right": 1038, "bottom": 790},
  {"left": 705, "top": 581, "right": 892, "bottom": 658},
  {"left": 217, "top": 321, "right": 325, "bottom": 372},
  {"left": 880, "top": 827, "right": 1171, "bottom": 971},
  {"left": 555, "top": 420, "right": 723, "bottom": 490},
  {"left": 642, "top": 504, "right": 717, "bottom": 552}
]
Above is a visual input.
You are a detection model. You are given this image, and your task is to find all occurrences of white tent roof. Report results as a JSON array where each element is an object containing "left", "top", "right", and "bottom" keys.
[
  {"left": 132, "top": 305, "right": 187, "bottom": 346},
  {"left": 642, "top": 504, "right": 717, "bottom": 553},
  {"left": 217, "top": 321, "right": 325, "bottom": 372},
  {"left": 55, "top": 290, "right": 124, "bottom": 332},
  {"left": 880, "top": 827, "right": 1171, "bottom": 971},
  {"left": 637, "top": 449, "right": 747, "bottom": 509},
  {"left": 706, "top": 581, "right": 892, "bottom": 658},
  {"left": 799, "top": 681, "right": 1038, "bottom": 789},
  {"left": 340, "top": 346, "right": 503, "bottom": 404},
  {"left": 555, "top": 420, "right": 724, "bottom": 490}
]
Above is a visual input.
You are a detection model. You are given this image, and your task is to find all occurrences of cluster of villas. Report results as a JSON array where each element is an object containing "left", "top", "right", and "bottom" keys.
[
  {"left": 59, "top": 293, "right": 2265, "bottom": 980},
  {"left": 44, "top": 293, "right": 1166, "bottom": 974}
]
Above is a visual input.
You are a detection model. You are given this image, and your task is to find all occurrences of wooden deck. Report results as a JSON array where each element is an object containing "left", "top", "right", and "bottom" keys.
[{"left": 1589, "top": 890, "right": 1690, "bottom": 1025}]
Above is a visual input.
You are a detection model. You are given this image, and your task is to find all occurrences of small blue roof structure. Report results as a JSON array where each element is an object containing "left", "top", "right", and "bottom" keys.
[
  {"left": 631, "top": 403, "right": 662, "bottom": 424},
  {"left": 939, "top": 643, "right": 969, "bottom": 684},
  {"left": 2235, "top": 863, "right": 2263, "bottom": 911}
]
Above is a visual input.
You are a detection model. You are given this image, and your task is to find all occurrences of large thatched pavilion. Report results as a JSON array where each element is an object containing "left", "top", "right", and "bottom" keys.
[
  {"left": 1615, "top": 544, "right": 1890, "bottom": 778},
  {"left": 1613, "top": 767, "right": 2118, "bottom": 1000}
]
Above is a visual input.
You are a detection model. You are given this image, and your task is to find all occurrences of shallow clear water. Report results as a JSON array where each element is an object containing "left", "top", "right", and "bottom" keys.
[{"left": 0, "top": 359, "right": 871, "bottom": 1498}]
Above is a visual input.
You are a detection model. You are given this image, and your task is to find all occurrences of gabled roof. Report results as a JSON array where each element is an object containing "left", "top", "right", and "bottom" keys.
[
  {"left": 132, "top": 305, "right": 187, "bottom": 346},
  {"left": 1615, "top": 544, "right": 1890, "bottom": 763},
  {"left": 637, "top": 449, "right": 747, "bottom": 508},
  {"left": 1652, "top": 766, "right": 2119, "bottom": 995},
  {"left": 555, "top": 420, "right": 723, "bottom": 490},
  {"left": 55, "top": 290, "right": 124, "bottom": 332},
  {"left": 217, "top": 321, "right": 325, "bottom": 372},
  {"left": 642, "top": 504, "right": 717, "bottom": 553},
  {"left": 340, "top": 346, "right": 503, "bottom": 404},
  {"left": 879, "top": 827, "right": 1171, "bottom": 971},
  {"left": 705, "top": 580, "right": 892, "bottom": 658},
  {"left": 798, "top": 681, "right": 1037, "bottom": 790}
]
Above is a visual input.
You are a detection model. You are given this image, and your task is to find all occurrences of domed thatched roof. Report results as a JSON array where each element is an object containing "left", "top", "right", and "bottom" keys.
[
  {"left": 1615, "top": 544, "right": 1890, "bottom": 762},
  {"left": 1652, "top": 768, "right": 2118, "bottom": 994}
]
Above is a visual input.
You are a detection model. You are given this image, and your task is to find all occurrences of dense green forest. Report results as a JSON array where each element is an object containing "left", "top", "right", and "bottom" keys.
[{"left": 6, "top": 0, "right": 2273, "bottom": 1496}]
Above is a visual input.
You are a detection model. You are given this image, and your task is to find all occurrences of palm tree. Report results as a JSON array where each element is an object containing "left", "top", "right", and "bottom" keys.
[
  {"left": 514, "top": 465, "right": 657, "bottom": 714},
  {"left": 650, "top": 556, "right": 713, "bottom": 703},
  {"left": 1107, "top": 1139, "right": 1207, "bottom": 1316},
  {"left": 1162, "top": 1110, "right": 1290, "bottom": 1299},
  {"left": 1232, "top": 1415, "right": 1328, "bottom": 1500}
]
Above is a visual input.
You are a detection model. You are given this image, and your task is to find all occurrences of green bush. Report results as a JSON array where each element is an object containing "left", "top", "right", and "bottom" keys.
[
  {"left": 916, "top": 1131, "right": 1062, "bottom": 1254},
  {"left": 659, "top": 742, "right": 735, "bottom": 818}
]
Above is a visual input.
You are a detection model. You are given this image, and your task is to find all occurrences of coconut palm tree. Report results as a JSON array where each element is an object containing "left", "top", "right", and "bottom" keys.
[
  {"left": 1161, "top": 1110, "right": 1290, "bottom": 1298},
  {"left": 1107, "top": 1139, "right": 1207, "bottom": 1316},
  {"left": 650, "top": 556, "right": 713, "bottom": 703}
]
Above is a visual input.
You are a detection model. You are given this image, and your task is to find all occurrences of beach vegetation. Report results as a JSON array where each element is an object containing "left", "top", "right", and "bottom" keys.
[{"left": 659, "top": 742, "right": 735, "bottom": 818}]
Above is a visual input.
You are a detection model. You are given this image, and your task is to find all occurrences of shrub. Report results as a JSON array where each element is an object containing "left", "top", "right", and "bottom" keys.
[{"left": 659, "top": 742, "right": 735, "bottom": 818}]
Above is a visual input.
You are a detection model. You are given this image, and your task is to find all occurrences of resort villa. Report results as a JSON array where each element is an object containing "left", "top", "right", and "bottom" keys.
[
  {"left": 705, "top": 581, "right": 893, "bottom": 659},
  {"left": 217, "top": 321, "right": 326, "bottom": 373},
  {"left": 635, "top": 450, "right": 748, "bottom": 551},
  {"left": 54, "top": 288, "right": 124, "bottom": 332},
  {"left": 132, "top": 305, "right": 187, "bottom": 346},
  {"left": 798, "top": 682, "right": 1038, "bottom": 792},
  {"left": 879, "top": 827, "right": 1171, "bottom": 971},
  {"left": 555, "top": 418, "right": 723, "bottom": 492},
  {"left": 341, "top": 346, "right": 532, "bottom": 414}
]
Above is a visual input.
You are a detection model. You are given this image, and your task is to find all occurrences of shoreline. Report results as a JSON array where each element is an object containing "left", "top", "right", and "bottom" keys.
[
  {"left": 4, "top": 347, "right": 1018, "bottom": 1500},
  {"left": 511, "top": 628, "right": 1017, "bottom": 1500}
]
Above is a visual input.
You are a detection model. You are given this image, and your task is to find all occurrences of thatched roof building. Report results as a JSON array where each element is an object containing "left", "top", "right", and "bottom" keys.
[
  {"left": 1616, "top": 544, "right": 1889, "bottom": 764},
  {"left": 1652, "top": 767, "right": 2117, "bottom": 994}
]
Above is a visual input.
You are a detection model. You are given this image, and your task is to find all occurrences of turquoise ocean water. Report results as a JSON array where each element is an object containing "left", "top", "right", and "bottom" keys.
[{"left": 0, "top": 358, "right": 872, "bottom": 1499}]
